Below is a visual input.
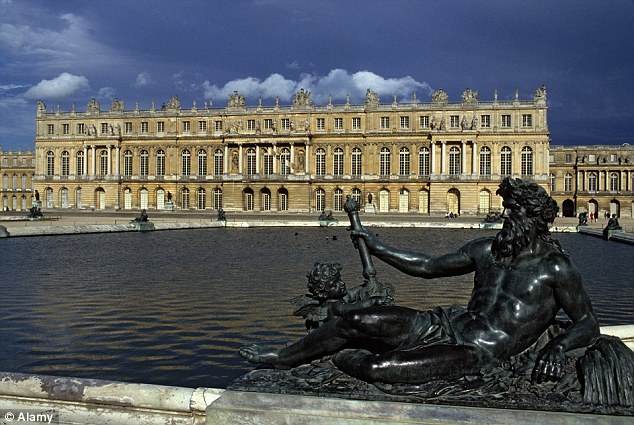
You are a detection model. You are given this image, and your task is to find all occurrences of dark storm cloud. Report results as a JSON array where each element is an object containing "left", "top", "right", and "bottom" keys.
[{"left": 0, "top": 0, "right": 632, "bottom": 149}]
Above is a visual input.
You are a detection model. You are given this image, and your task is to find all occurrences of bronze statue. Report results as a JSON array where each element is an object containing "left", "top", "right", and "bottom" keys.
[{"left": 240, "top": 178, "right": 600, "bottom": 385}]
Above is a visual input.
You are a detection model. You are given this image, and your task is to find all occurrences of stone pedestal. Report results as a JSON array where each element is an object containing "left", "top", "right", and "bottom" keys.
[
  {"left": 131, "top": 222, "right": 155, "bottom": 232},
  {"left": 364, "top": 204, "right": 376, "bottom": 214},
  {"left": 164, "top": 201, "right": 174, "bottom": 211}
]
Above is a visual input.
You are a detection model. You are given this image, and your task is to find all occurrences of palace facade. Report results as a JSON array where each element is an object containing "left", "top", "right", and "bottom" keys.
[
  {"left": 549, "top": 145, "right": 634, "bottom": 219},
  {"left": 0, "top": 149, "right": 36, "bottom": 211},
  {"left": 31, "top": 87, "right": 552, "bottom": 215}
]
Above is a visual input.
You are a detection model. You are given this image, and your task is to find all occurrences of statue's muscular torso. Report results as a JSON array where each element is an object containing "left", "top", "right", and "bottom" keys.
[{"left": 452, "top": 237, "right": 567, "bottom": 359}]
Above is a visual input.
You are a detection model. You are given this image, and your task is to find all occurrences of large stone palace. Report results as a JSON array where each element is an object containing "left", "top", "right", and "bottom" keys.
[{"left": 2, "top": 86, "right": 633, "bottom": 218}]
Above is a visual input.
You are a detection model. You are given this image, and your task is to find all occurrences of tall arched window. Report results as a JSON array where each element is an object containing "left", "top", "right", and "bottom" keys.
[
  {"left": 418, "top": 147, "right": 430, "bottom": 176},
  {"left": 280, "top": 148, "right": 291, "bottom": 175},
  {"left": 21, "top": 174, "right": 27, "bottom": 189},
  {"left": 333, "top": 188, "right": 343, "bottom": 211},
  {"left": 351, "top": 188, "right": 362, "bottom": 204},
  {"left": 140, "top": 150, "right": 149, "bottom": 176},
  {"left": 46, "top": 151, "right": 55, "bottom": 176},
  {"left": 246, "top": 148, "right": 256, "bottom": 175},
  {"left": 263, "top": 150, "right": 273, "bottom": 175},
  {"left": 380, "top": 147, "right": 391, "bottom": 176},
  {"left": 333, "top": 148, "right": 344, "bottom": 176},
  {"left": 181, "top": 188, "right": 190, "bottom": 209},
  {"left": 479, "top": 190, "right": 491, "bottom": 213},
  {"left": 610, "top": 172, "right": 619, "bottom": 192},
  {"left": 99, "top": 150, "right": 108, "bottom": 175},
  {"left": 449, "top": 147, "right": 460, "bottom": 176},
  {"left": 521, "top": 146, "right": 533, "bottom": 176},
  {"left": 76, "top": 151, "right": 85, "bottom": 175},
  {"left": 564, "top": 173, "right": 573, "bottom": 192},
  {"left": 315, "top": 148, "right": 326, "bottom": 176},
  {"left": 213, "top": 188, "right": 223, "bottom": 209},
  {"left": 500, "top": 146, "right": 512, "bottom": 176},
  {"left": 198, "top": 149, "right": 207, "bottom": 176},
  {"left": 261, "top": 188, "right": 271, "bottom": 211},
  {"left": 181, "top": 149, "right": 191, "bottom": 175},
  {"left": 156, "top": 150, "right": 165, "bottom": 176},
  {"left": 588, "top": 173, "right": 597, "bottom": 192},
  {"left": 278, "top": 188, "right": 289, "bottom": 211},
  {"left": 315, "top": 188, "right": 326, "bottom": 211},
  {"left": 351, "top": 147, "right": 362, "bottom": 176},
  {"left": 214, "top": 149, "right": 224, "bottom": 176},
  {"left": 549, "top": 173, "right": 556, "bottom": 192},
  {"left": 123, "top": 150, "right": 133, "bottom": 176},
  {"left": 197, "top": 188, "right": 206, "bottom": 209},
  {"left": 399, "top": 147, "right": 410, "bottom": 176},
  {"left": 61, "top": 151, "right": 70, "bottom": 176},
  {"left": 479, "top": 146, "right": 491, "bottom": 176},
  {"left": 11, "top": 174, "right": 17, "bottom": 189}
]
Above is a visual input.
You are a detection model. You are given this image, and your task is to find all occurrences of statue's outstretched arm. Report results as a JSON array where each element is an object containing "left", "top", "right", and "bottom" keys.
[{"left": 350, "top": 227, "right": 478, "bottom": 278}]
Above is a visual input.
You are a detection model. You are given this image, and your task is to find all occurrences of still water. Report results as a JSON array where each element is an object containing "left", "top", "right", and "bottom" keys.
[{"left": 1, "top": 227, "right": 632, "bottom": 389}]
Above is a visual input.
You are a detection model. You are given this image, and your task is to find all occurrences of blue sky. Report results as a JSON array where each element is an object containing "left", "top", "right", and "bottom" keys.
[{"left": 1, "top": 0, "right": 632, "bottom": 150}]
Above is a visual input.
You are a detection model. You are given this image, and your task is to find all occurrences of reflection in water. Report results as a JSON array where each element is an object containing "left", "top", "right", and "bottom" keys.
[{"left": 0, "top": 228, "right": 632, "bottom": 389}]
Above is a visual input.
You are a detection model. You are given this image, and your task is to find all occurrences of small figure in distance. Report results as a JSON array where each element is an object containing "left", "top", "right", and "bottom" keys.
[{"left": 291, "top": 262, "right": 393, "bottom": 332}]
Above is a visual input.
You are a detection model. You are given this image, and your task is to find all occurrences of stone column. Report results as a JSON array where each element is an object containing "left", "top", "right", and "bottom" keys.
[
  {"left": 430, "top": 142, "right": 436, "bottom": 176},
  {"left": 290, "top": 143, "right": 295, "bottom": 174},
  {"left": 472, "top": 141, "right": 478, "bottom": 176},
  {"left": 256, "top": 145, "right": 261, "bottom": 174},
  {"left": 83, "top": 146, "right": 88, "bottom": 177},
  {"left": 91, "top": 145, "right": 96, "bottom": 177},
  {"left": 305, "top": 144, "right": 310, "bottom": 174},
  {"left": 107, "top": 145, "right": 112, "bottom": 175},
  {"left": 461, "top": 141, "right": 467, "bottom": 176},
  {"left": 238, "top": 144, "right": 243, "bottom": 174},
  {"left": 224, "top": 145, "right": 229, "bottom": 174},
  {"left": 440, "top": 141, "right": 446, "bottom": 175},
  {"left": 115, "top": 146, "right": 120, "bottom": 176}
]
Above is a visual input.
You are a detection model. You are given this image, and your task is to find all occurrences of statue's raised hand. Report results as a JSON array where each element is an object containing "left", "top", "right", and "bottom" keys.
[{"left": 349, "top": 226, "right": 379, "bottom": 251}]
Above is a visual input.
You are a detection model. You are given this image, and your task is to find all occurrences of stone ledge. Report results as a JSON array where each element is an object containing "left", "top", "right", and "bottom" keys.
[{"left": 206, "top": 390, "right": 632, "bottom": 425}]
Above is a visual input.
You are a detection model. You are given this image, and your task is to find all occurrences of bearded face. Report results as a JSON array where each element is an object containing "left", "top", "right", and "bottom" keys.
[{"left": 492, "top": 207, "right": 535, "bottom": 261}]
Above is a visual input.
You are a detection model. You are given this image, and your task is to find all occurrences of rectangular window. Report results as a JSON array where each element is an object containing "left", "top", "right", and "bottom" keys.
[
  {"left": 549, "top": 155, "right": 555, "bottom": 163},
  {"left": 183, "top": 121, "right": 190, "bottom": 133},
  {"left": 419, "top": 116, "right": 429, "bottom": 128},
  {"left": 101, "top": 123, "right": 109, "bottom": 134},
  {"left": 264, "top": 119, "right": 273, "bottom": 131},
  {"left": 480, "top": 115, "right": 491, "bottom": 128},
  {"left": 316, "top": 118, "right": 325, "bottom": 130},
  {"left": 215, "top": 120, "right": 223, "bottom": 132},
  {"left": 125, "top": 122, "right": 132, "bottom": 134},
  {"left": 198, "top": 120, "right": 207, "bottom": 132},
  {"left": 141, "top": 122, "right": 149, "bottom": 133},
  {"left": 77, "top": 123, "right": 86, "bottom": 134},
  {"left": 263, "top": 154, "right": 273, "bottom": 175},
  {"left": 400, "top": 116, "right": 410, "bottom": 129},
  {"left": 522, "top": 114, "right": 532, "bottom": 127},
  {"left": 564, "top": 153, "right": 572, "bottom": 163},
  {"left": 501, "top": 115, "right": 511, "bottom": 128},
  {"left": 157, "top": 121, "right": 165, "bottom": 133},
  {"left": 380, "top": 116, "right": 390, "bottom": 129},
  {"left": 334, "top": 117, "right": 343, "bottom": 130},
  {"left": 62, "top": 124, "right": 70, "bottom": 135},
  {"left": 247, "top": 119, "right": 256, "bottom": 131},
  {"left": 47, "top": 124, "right": 55, "bottom": 135},
  {"left": 588, "top": 154, "right": 596, "bottom": 163},
  {"left": 450, "top": 115, "right": 460, "bottom": 128},
  {"left": 352, "top": 117, "right": 361, "bottom": 130},
  {"left": 281, "top": 119, "right": 290, "bottom": 130}
]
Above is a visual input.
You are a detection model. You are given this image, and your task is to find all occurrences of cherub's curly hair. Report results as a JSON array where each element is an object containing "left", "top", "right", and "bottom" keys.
[{"left": 306, "top": 262, "right": 342, "bottom": 300}]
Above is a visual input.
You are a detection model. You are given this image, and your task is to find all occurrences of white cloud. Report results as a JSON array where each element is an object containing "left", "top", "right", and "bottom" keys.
[
  {"left": 134, "top": 71, "right": 152, "bottom": 88},
  {"left": 98, "top": 87, "right": 115, "bottom": 101},
  {"left": 23, "top": 72, "right": 89, "bottom": 100},
  {"left": 201, "top": 69, "right": 431, "bottom": 104}
]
